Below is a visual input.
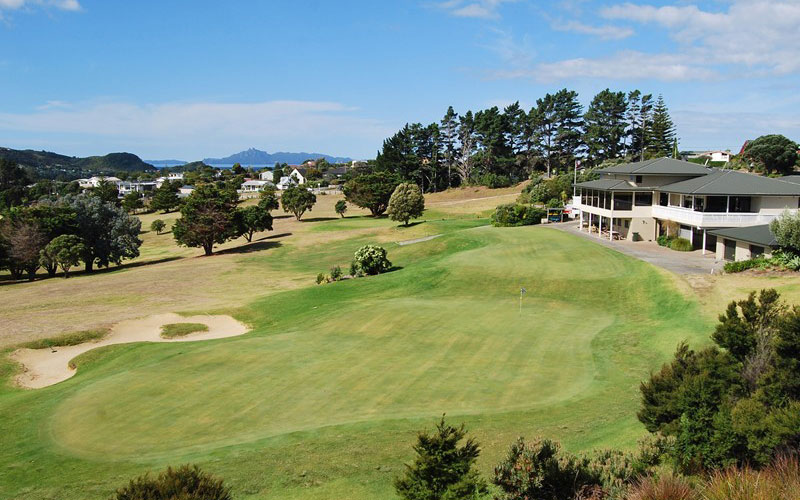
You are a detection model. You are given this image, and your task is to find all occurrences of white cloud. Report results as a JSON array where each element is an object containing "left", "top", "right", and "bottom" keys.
[
  {"left": 601, "top": 1, "right": 800, "bottom": 75},
  {"left": 0, "top": 100, "right": 392, "bottom": 159},
  {"left": 490, "top": 50, "right": 716, "bottom": 82},
  {"left": 552, "top": 20, "right": 634, "bottom": 40},
  {"left": 438, "top": 0, "right": 516, "bottom": 20},
  {"left": 0, "top": 0, "right": 80, "bottom": 10}
]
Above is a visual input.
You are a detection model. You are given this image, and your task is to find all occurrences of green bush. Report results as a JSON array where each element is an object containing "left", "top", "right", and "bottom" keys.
[
  {"left": 479, "top": 173, "right": 512, "bottom": 188},
  {"left": 316, "top": 272, "right": 326, "bottom": 284},
  {"left": 352, "top": 245, "right": 391, "bottom": 275},
  {"left": 656, "top": 235, "right": 672, "bottom": 247},
  {"left": 669, "top": 237, "right": 693, "bottom": 252},
  {"left": 724, "top": 257, "right": 769, "bottom": 273},
  {"left": 491, "top": 203, "right": 545, "bottom": 227},
  {"left": 113, "top": 464, "right": 231, "bottom": 500},
  {"left": 330, "top": 265, "right": 343, "bottom": 281}
]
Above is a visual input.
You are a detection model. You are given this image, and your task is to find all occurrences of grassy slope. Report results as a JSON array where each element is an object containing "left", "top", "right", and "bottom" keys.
[{"left": 0, "top": 208, "right": 711, "bottom": 499}]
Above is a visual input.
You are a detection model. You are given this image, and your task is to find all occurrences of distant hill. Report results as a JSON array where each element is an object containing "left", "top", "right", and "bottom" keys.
[
  {"left": 0, "top": 147, "right": 156, "bottom": 180},
  {"left": 145, "top": 159, "right": 188, "bottom": 167},
  {"left": 204, "top": 148, "right": 352, "bottom": 165}
]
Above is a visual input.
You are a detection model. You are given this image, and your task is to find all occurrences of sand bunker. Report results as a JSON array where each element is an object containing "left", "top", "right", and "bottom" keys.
[{"left": 10, "top": 313, "right": 249, "bottom": 389}]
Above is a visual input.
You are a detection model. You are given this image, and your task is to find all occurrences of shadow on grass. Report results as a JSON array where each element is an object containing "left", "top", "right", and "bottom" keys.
[
  {"left": 396, "top": 220, "right": 426, "bottom": 228},
  {"left": 273, "top": 214, "right": 294, "bottom": 220},
  {"left": 215, "top": 240, "right": 283, "bottom": 255},
  {"left": 258, "top": 232, "right": 292, "bottom": 241},
  {"left": 0, "top": 256, "right": 185, "bottom": 286},
  {"left": 301, "top": 217, "right": 339, "bottom": 223}
]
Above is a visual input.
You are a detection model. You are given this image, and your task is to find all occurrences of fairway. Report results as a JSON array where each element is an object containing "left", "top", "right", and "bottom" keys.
[{"left": 0, "top": 208, "right": 715, "bottom": 499}]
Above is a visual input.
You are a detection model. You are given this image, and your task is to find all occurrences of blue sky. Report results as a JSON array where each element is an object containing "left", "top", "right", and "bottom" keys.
[{"left": 0, "top": 0, "right": 798, "bottom": 160}]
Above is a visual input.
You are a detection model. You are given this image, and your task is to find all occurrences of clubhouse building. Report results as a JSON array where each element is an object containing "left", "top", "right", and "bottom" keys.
[{"left": 574, "top": 158, "right": 800, "bottom": 261}]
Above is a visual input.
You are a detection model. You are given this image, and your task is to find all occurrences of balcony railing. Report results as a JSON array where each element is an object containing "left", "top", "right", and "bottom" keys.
[{"left": 652, "top": 205, "right": 777, "bottom": 227}]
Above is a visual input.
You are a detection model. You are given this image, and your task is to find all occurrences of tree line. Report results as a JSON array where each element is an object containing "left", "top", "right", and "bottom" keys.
[{"left": 372, "top": 88, "right": 676, "bottom": 192}]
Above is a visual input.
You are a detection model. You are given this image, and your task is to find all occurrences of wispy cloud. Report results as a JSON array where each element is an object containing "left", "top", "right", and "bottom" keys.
[
  {"left": 0, "top": 0, "right": 80, "bottom": 11},
  {"left": 437, "top": 0, "right": 517, "bottom": 20},
  {"left": 552, "top": 20, "right": 634, "bottom": 40},
  {"left": 0, "top": 100, "right": 391, "bottom": 159}
]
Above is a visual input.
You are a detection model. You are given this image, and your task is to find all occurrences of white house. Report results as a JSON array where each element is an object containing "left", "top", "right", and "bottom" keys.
[
  {"left": 574, "top": 158, "right": 800, "bottom": 259},
  {"left": 288, "top": 167, "right": 307, "bottom": 185},
  {"left": 687, "top": 150, "right": 732, "bottom": 163},
  {"left": 118, "top": 181, "right": 157, "bottom": 195},
  {"left": 178, "top": 185, "right": 195, "bottom": 197},
  {"left": 155, "top": 172, "right": 184, "bottom": 188},
  {"left": 276, "top": 176, "right": 296, "bottom": 190},
  {"left": 76, "top": 176, "right": 121, "bottom": 189},
  {"left": 240, "top": 179, "right": 272, "bottom": 193},
  {"left": 259, "top": 170, "right": 274, "bottom": 182}
]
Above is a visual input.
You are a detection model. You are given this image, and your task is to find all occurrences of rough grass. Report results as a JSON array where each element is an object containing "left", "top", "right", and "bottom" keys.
[
  {"left": 160, "top": 323, "right": 210, "bottom": 339},
  {"left": 18, "top": 328, "right": 109, "bottom": 349}
]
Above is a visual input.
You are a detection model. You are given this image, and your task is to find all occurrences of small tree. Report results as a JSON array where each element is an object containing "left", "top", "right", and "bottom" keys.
[
  {"left": 6, "top": 220, "right": 46, "bottom": 280},
  {"left": 238, "top": 205, "right": 273, "bottom": 242},
  {"left": 113, "top": 464, "right": 231, "bottom": 500},
  {"left": 394, "top": 417, "right": 488, "bottom": 500},
  {"left": 172, "top": 184, "right": 240, "bottom": 256},
  {"left": 335, "top": 199, "right": 347, "bottom": 218},
  {"left": 770, "top": 210, "right": 800, "bottom": 253},
  {"left": 90, "top": 179, "right": 120, "bottom": 205},
  {"left": 388, "top": 182, "right": 425, "bottom": 226},
  {"left": 281, "top": 185, "right": 316, "bottom": 220},
  {"left": 151, "top": 181, "right": 181, "bottom": 213},
  {"left": 352, "top": 244, "right": 392, "bottom": 275},
  {"left": 121, "top": 192, "right": 144, "bottom": 213},
  {"left": 150, "top": 219, "right": 166, "bottom": 235},
  {"left": 343, "top": 171, "right": 399, "bottom": 216},
  {"left": 258, "top": 186, "right": 280, "bottom": 211},
  {"left": 42, "top": 234, "right": 85, "bottom": 278},
  {"left": 744, "top": 135, "right": 799, "bottom": 175}
]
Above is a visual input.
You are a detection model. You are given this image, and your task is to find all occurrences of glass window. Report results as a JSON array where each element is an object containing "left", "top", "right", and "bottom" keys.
[
  {"left": 635, "top": 192, "right": 653, "bottom": 206},
  {"left": 706, "top": 196, "right": 727, "bottom": 212},
  {"left": 682, "top": 195, "right": 693, "bottom": 209},
  {"left": 659, "top": 192, "right": 668, "bottom": 206},
  {"left": 694, "top": 196, "right": 705, "bottom": 212},
  {"left": 730, "top": 196, "right": 752, "bottom": 213},
  {"left": 635, "top": 175, "right": 643, "bottom": 184},
  {"left": 603, "top": 191, "right": 611, "bottom": 209},
  {"left": 750, "top": 245, "right": 765, "bottom": 258},
  {"left": 614, "top": 192, "right": 632, "bottom": 211},
  {"left": 669, "top": 193, "right": 681, "bottom": 206}
]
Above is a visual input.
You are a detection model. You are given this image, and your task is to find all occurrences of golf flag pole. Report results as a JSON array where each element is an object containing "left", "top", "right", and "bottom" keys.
[{"left": 519, "top": 285, "right": 527, "bottom": 314}]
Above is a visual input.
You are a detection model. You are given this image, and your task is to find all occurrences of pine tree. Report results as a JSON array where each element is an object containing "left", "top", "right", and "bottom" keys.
[
  {"left": 394, "top": 417, "right": 488, "bottom": 500},
  {"left": 440, "top": 106, "right": 459, "bottom": 189},
  {"left": 649, "top": 95, "right": 676, "bottom": 157},
  {"left": 583, "top": 89, "right": 627, "bottom": 164},
  {"left": 626, "top": 90, "right": 653, "bottom": 160}
]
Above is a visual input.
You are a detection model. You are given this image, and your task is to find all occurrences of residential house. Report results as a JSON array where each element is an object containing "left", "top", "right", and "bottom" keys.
[
  {"left": 240, "top": 179, "right": 272, "bottom": 193},
  {"left": 155, "top": 172, "right": 184, "bottom": 188},
  {"left": 118, "top": 180, "right": 157, "bottom": 195},
  {"left": 259, "top": 170, "right": 274, "bottom": 182},
  {"left": 178, "top": 185, "right": 195, "bottom": 197},
  {"left": 574, "top": 158, "right": 800, "bottom": 259},
  {"left": 686, "top": 150, "right": 732, "bottom": 163},
  {"left": 288, "top": 167, "right": 307, "bottom": 185},
  {"left": 76, "top": 176, "right": 121, "bottom": 189},
  {"left": 709, "top": 225, "right": 779, "bottom": 262}
]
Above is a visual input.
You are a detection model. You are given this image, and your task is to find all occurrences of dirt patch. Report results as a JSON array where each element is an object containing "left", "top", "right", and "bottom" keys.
[{"left": 9, "top": 313, "right": 249, "bottom": 389}]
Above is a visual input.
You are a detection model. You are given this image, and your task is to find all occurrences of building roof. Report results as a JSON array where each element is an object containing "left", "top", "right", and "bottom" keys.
[
  {"left": 709, "top": 224, "right": 779, "bottom": 247},
  {"left": 599, "top": 158, "right": 712, "bottom": 176},
  {"left": 662, "top": 169, "right": 800, "bottom": 196},
  {"left": 575, "top": 179, "right": 654, "bottom": 192},
  {"left": 778, "top": 175, "right": 800, "bottom": 185}
]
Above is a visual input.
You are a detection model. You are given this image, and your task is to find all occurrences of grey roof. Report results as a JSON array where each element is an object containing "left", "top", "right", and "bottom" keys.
[
  {"left": 575, "top": 179, "right": 654, "bottom": 192},
  {"left": 708, "top": 224, "right": 779, "bottom": 247},
  {"left": 778, "top": 175, "right": 800, "bottom": 185},
  {"left": 599, "top": 158, "right": 712, "bottom": 176},
  {"left": 661, "top": 169, "right": 800, "bottom": 196}
]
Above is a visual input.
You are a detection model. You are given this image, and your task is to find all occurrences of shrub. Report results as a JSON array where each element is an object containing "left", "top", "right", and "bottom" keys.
[
  {"left": 669, "top": 238, "right": 693, "bottom": 252},
  {"left": 352, "top": 245, "right": 391, "bottom": 275},
  {"left": 656, "top": 235, "right": 672, "bottom": 247},
  {"left": 316, "top": 272, "right": 326, "bottom": 284},
  {"left": 479, "top": 173, "right": 512, "bottom": 188},
  {"left": 626, "top": 474, "right": 696, "bottom": 500},
  {"left": 494, "top": 437, "right": 600, "bottom": 500},
  {"left": 724, "top": 257, "right": 768, "bottom": 273},
  {"left": 491, "top": 203, "right": 545, "bottom": 227},
  {"left": 329, "top": 265, "right": 342, "bottom": 281},
  {"left": 387, "top": 183, "right": 425, "bottom": 226},
  {"left": 112, "top": 464, "right": 231, "bottom": 500},
  {"left": 770, "top": 210, "right": 800, "bottom": 252},
  {"left": 150, "top": 219, "right": 166, "bottom": 235}
]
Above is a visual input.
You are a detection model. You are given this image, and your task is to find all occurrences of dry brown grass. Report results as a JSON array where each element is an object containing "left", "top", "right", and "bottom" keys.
[
  {"left": 626, "top": 475, "right": 696, "bottom": 500},
  {"left": 701, "top": 455, "right": 800, "bottom": 500}
]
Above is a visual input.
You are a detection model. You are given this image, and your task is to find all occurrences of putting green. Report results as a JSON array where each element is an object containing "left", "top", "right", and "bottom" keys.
[{"left": 1, "top": 223, "right": 711, "bottom": 499}]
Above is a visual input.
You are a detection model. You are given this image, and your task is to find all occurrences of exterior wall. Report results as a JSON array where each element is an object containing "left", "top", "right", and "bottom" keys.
[
  {"left": 753, "top": 196, "right": 799, "bottom": 214},
  {"left": 626, "top": 217, "right": 656, "bottom": 241},
  {"left": 715, "top": 238, "right": 774, "bottom": 261},
  {"left": 606, "top": 174, "right": 699, "bottom": 187}
]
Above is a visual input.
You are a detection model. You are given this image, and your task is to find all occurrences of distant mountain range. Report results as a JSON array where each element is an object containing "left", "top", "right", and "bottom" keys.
[
  {"left": 203, "top": 148, "right": 352, "bottom": 165},
  {"left": 0, "top": 147, "right": 156, "bottom": 180}
]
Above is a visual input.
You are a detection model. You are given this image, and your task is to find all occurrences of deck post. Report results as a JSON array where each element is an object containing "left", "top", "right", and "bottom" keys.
[
  {"left": 579, "top": 210, "right": 583, "bottom": 231},
  {"left": 702, "top": 229, "right": 707, "bottom": 255},
  {"left": 609, "top": 217, "right": 614, "bottom": 241}
]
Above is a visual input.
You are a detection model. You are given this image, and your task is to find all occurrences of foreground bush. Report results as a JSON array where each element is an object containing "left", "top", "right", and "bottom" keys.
[
  {"left": 352, "top": 245, "right": 391, "bottom": 275},
  {"left": 668, "top": 238, "right": 692, "bottom": 252},
  {"left": 491, "top": 204, "right": 545, "bottom": 227},
  {"left": 394, "top": 417, "right": 488, "bottom": 500},
  {"left": 113, "top": 464, "right": 231, "bottom": 500}
]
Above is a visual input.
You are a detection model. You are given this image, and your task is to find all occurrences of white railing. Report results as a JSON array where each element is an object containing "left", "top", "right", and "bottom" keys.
[{"left": 652, "top": 205, "right": 777, "bottom": 227}]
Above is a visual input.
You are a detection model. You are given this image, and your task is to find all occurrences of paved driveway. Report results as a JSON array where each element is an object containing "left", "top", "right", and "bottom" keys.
[{"left": 549, "top": 221, "right": 724, "bottom": 276}]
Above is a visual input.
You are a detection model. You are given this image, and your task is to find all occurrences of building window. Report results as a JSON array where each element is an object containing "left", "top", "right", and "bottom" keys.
[
  {"left": 659, "top": 192, "right": 668, "bottom": 206},
  {"left": 706, "top": 196, "right": 727, "bottom": 212},
  {"left": 750, "top": 245, "right": 765, "bottom": 258},
  {"left": 669, "top": 193, "right": 681, "bottom": 206},
  {"left": 694, "top": 196, "right": 705, "bottom": 212},
  {"left": 635, "top": 175, "right": 643, "bottom": 184},
  {"left": 730, "top": 196, "right": 753, "bottom": 213},
  {"left": 603, "top": 192, "right": 611, "bottom": 209},
  {"left": 635, "top": 192, "right": 653, "bottom": 206},
  {"left": 682, "top": 195, "right": 694, "bottom": 209},
  {"left": 624, "top": 220, "right": 630, "bottom": 228},
  {"left": 614, "top": 192, "right": 632, "bottom": 211}
]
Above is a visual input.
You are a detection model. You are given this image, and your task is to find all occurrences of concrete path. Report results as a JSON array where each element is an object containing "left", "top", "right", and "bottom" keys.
[
  {"left": 549, "top": 221, "right": 724, "bottom": 276},
  {"left": 397, "top": 234, "right": 442, "bottom": 246}
]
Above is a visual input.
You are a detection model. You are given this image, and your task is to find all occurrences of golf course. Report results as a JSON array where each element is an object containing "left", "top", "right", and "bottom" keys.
[{"left": 1, "top": 189, "right": 797, "bottom": 499}]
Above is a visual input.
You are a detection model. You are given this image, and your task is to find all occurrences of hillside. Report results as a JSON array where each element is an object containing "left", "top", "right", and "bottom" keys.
[
  {"left": 204, "top": 147, "right": 352, "bottom": 165},
  {"left": 0, "top": 147, "right": 156, "bottom": 180}
]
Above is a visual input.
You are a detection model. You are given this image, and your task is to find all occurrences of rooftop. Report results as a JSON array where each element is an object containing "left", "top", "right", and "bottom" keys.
[
  {"left": 599, "top": 158, "right": 712, "bottom": 176},
  {"left": 709, "top": 224, "right": 779, "bottom": 247},
  {"left": 663, "top": 169, "right": 800, "bottom": 196}
]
